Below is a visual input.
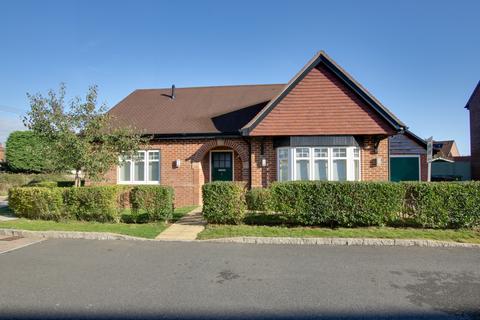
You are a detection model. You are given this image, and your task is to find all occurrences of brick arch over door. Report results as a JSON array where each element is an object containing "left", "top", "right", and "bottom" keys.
[{"left": 190, "top": 138, "right": 250, "bottom": 181}]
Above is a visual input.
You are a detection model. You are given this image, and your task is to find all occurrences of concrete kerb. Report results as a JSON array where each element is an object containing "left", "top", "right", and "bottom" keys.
[{"left": 1, "top": 228, "right": 479, "bottom": 248}]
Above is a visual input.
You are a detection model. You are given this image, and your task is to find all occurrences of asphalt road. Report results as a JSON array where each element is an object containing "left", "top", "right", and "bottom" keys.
[{"left": 0, "top": 239, "right": 479, "bottom": 320}]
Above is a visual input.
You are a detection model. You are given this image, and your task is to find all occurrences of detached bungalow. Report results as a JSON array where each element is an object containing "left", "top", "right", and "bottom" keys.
[{"left": 105, "top": 51, "right": 408, "bottom": 206}]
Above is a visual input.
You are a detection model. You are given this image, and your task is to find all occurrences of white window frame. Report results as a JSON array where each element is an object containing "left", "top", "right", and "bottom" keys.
[
  {"left": 276, "top": 146, "right": 361, "bottom": 182},
  {"left": 277, "top": 148, "right": 291, "bottom": 181},
  {"left": 117, "top": 150, "right": 161, "bottom": 185}
]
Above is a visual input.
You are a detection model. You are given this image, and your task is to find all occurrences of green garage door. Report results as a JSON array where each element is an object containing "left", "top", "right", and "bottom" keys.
[{"left": 390, "top": 156, "right": 419, "bottom": 182}]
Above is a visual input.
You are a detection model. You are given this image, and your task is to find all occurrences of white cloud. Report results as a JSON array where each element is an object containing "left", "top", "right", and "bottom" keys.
[{"left": 0, "top": 112, "right": 26, "bottom": 145}]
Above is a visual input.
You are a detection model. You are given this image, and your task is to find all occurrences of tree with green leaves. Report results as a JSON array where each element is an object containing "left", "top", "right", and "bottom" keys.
[
  {"left": 23, "top": 84, "right": 145, "bottom": 187},
  {"left": 5, "top": 130, "right": 56, "bottom": 173}
]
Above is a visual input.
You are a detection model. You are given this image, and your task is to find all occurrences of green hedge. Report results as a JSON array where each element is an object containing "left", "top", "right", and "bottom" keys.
[
  {"left": 202, "top": 182, "right": 246, "bottom": 224},
  {"left": 8, "top": 187, "right": 66, "bottom": 221},
  {"left": 205, "top": 181, "right": 480, "bottom": 229},
  {"left": 130, "top": 185, "right": 174, "bottom": 222},
  {"left": 246, "top": 188, "right": 272, "bottom": 212},
  {"left": 0, "top": 173, "right": 71, "bottom": 196},
  {"left": 63, "top": 186, "right": 122, "bottom": 222},
  {"left": 270, "top": 181, "right": 406, "bottom": 227},
  {"left": 5, "top": 130, "right": 56, "bottom": 173},
  {"left": 404, "top": 182, "right": 480, "bottom": 228}
]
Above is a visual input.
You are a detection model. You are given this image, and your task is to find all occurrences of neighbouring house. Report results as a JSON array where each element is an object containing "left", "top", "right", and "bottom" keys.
[
  {"left": 389, "top": 130, "right": 428, "bottom": 181},
  {"left": 466, "top": 81, "right": 480, "bottom": 180},
  {"left": 433, "top": 140, "right": 460, "bottom": 161},
  {"left": 430, "top": 140, "right": 470, "bottom": 181},
  {"left": 104, "top": 51, "right": 408, "bottom": 206}
]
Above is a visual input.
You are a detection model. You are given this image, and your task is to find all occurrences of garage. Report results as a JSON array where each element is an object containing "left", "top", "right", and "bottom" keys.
[{"left": 390, "top": 155, "right": 420, "bottom": 181}]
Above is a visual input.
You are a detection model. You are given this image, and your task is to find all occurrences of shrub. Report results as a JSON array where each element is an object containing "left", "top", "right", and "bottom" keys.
[
  {"left": 30, "top": 181, "right": 58, "bottom": 188},
  {"left": 0, "top": 173, "right": 72, "bottom": 196},
  {"left": 130, "top": 185, "right": 174, "bottom": 222},
  {"left": 246, "top": 188, "right": 272, "bottom": 212},
  {"left": 404, "top": 182, "right": 480, "bottom": 228},
  {"left": 63, "top": 186, "right": 121, "bottom": 222},
  {"left": 5, "top": 131, "right": 55, "bottom": 173},
  {"left": 8, "top": 187, "right": 66, "bottom": 220},
  {"left": 269, "top": 181, "right": 406, "bottom": 227},
  {"left": 202, "top": 182, "right": 246, "bottom": 224}
]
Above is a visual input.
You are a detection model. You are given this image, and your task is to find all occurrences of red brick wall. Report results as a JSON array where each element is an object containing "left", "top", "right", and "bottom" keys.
[
  {"left": 95, "top": 135, "right": 391, "bottom": 206},
  {"left": 250, "top": 64, "right": 396, "bottom": 136},
  {"left": 360, "top": 136, "right": 389, "bottom": 181},
  {"left": 96, "top": 138, "right": 249, "bottom": 207},
  {"left": 250, "top": 138, "right": 276, "bottom": 188}
]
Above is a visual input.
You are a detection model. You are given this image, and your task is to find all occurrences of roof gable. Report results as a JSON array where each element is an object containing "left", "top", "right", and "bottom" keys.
[
  {"left": 465, "top": 81, "right": 480, "bottom": 110},
  {"left": 242, "top": 51, "right": 405, "bottom": 136}
]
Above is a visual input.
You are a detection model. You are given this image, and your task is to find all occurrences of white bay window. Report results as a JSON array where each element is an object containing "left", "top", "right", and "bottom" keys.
[
  {"left": 277, "top": 147, "right": 361, "bottom": 181},
  {"left": 119, "top": 150, "right": 161, "bottom": 184}
]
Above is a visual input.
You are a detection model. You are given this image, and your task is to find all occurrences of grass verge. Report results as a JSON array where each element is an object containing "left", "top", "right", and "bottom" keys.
[
  {"left": 0, "top": 206, "right": 198, "bottom": 239},
  {"left": 197, "top": 225, "right": 480, "bottom": 244}
]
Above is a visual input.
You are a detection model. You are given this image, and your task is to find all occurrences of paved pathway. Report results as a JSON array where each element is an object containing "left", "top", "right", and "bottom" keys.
[
  {"left": 155, "top": 206, "right": 205, "bottom": 240},
  {"left": 0, "top": 235, "right": 44, "bottom": 254}
]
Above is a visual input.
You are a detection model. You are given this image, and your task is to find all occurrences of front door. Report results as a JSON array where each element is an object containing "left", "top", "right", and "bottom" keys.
[{"left": 211, "top": 151, "right": 233, "bottom": 181}]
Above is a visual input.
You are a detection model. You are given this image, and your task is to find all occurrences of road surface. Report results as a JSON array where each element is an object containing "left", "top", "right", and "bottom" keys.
[{"left": 0, "top": 239, "right": 479, "bottom": 319}]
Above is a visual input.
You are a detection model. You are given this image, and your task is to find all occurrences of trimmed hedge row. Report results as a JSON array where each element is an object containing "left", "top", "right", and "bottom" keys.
[
  {"left": 8, "top": 185, "right": 174, "bottom": 223},
  {"left": 130, "top": 185, "right": 174, "bottom": 222},
  {"left": 269, "top": 181, "right": 406, "bottom": 227},
  {"left": 204, "top": 181, "right": 480, "bottom": 229},
  {"left": 202, "top": 181, "right": 246, "bottom": 224}
]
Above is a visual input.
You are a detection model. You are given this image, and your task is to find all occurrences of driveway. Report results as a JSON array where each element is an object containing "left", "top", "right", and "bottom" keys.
[{"left": 0, "top": 239, "right": 479, "bottom": 320}]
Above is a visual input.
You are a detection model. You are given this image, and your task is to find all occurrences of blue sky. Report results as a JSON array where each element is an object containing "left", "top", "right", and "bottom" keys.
[{"left": 0, "top": 0, "right": 478, "bottom": 154}]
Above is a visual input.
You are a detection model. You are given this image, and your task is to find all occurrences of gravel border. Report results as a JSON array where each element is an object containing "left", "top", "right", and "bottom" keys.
[{"left": 1, "top": 228, "right": 479, "bottom": 248}]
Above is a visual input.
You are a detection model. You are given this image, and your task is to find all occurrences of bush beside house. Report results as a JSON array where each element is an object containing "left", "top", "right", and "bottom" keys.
[
  {"left": 203, "top": 181, "right": 480, "bottom": 229},
  {"left": 8, "top": 185, "right": 174, "bottom": 223},
  {"left": 202, "top": 181, "right": 246, "bottom": 224},
  {"left": 130, "top": 185, "right": 174, "bottom": 222}
]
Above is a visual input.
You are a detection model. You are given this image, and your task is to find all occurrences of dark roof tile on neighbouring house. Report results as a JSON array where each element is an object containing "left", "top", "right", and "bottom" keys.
[{"left": 433, "top": 140, "right": 460, "bottom": 160}]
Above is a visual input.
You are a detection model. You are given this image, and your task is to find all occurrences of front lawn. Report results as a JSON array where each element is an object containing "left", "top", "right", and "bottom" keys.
[
  {"left": 197, "top": 225, "right": 480, "bottom": 244},
  {"left": 0, "top": 206, "right": 198, "bottom": 239}
]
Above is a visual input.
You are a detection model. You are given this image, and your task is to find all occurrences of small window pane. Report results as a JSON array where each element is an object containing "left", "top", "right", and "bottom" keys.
[
  {"left": 119, "top": 161, "right": 131, "bottom": 182},
  {"left": 333, "top": 148, "right": 347, "bottom": 157},
  {"left": 149, "top": 151, "right": 159, "bottom": 160},
  {"left": 296, "top": 148, "right": 309, "bottom": 158},
  {"left": 279, "top": 148, "right": 288, "bottom": 160},
  {"left": 296, "top": 159, "right": 310, "bottom": 180},
  {"left": 134, "top": 152, "right": 145, "bottom": 161},
  {"left": 279, "top": 159, "right": 289, "bottom": 181},
  {"left": 134, "top": 161, "right": 145, "bottom": 181},
  {"left": 353, "top": 148, "right": 360, "bottom": 158},
  {"left": 332, "top": 159, "right": 347, "bottom": 181},
  {"left": 314, "top": 159, "right": 328, "bottom": 180},
  {"left": 314, "top": 148, "right": 328, "bottom": 158},
  {"left": 149, "top": 161, "right": 160, "bottom": 181},
  {"left": 354, "top": 159, "right": 360, "bottom": 181}
]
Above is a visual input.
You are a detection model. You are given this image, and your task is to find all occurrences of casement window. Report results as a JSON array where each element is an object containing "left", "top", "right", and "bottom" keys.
[
  {"left": 118, "top": 150, "right": 160, "bottom": 184},
  {"left": 277, "top": 147, "right": 361, "bottom": 182}
]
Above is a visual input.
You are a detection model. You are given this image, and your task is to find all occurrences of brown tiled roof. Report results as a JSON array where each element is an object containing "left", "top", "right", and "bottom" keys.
[
  {"left": 108, "top": 84, "right": 284, "bottom": 135},
  {"left": 433, "top": 140, "right": 460, "bottom": 160}
]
